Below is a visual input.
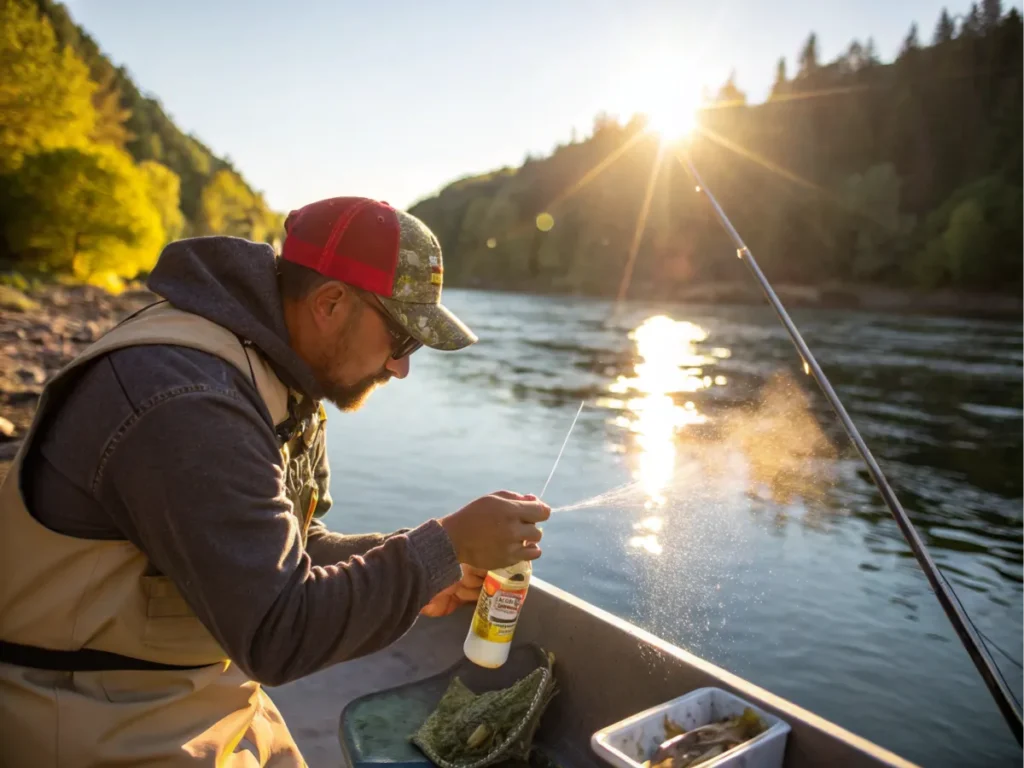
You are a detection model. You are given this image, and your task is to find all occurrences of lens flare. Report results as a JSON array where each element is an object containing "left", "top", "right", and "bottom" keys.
[{"left": 645, "top": 94, "right": 702, "bottom": 141}]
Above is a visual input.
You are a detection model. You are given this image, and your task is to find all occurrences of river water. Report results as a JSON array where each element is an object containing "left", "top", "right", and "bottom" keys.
[{"left": 322, "top": 288, "right": 1022, "bottom": 767}]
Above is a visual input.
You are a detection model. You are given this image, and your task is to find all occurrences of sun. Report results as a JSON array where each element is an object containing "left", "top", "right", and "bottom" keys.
[
  {"left": 605, "top": 51, "right": 704, "bottom": 142},
  {"left": 644, "top": 92, "right": 702, "bottom": 142}
]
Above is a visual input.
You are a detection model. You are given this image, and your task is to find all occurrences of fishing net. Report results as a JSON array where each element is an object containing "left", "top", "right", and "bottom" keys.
[{"left": 411, "top": 656, "right": 557, "bottom": 768}]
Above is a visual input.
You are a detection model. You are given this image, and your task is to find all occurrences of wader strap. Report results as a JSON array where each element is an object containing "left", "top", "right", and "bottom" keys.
[{"left": 0, "top": 640, "right": 207, "bottom": 672}]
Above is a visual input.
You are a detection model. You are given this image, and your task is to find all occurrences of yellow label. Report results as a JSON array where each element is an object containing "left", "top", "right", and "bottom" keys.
[
  {"left": 430, "top": 273, "right": 443, "bottom": 285},
  {"left": 470, "top": 574, "right": 527, "bottom": 643}
]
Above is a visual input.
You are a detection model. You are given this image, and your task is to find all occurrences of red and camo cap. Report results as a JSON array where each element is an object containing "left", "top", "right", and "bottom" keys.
[{"left": 281, "top": 197, "right": 477, "bottom": 351}]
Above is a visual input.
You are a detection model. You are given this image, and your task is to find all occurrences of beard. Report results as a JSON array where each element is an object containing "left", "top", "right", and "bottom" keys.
[
  {"left": 322, "top": 368, "right": 391, "bottom": 412},
  {"left": 313, "top": 312, "right": 392, "bottom": 412}
]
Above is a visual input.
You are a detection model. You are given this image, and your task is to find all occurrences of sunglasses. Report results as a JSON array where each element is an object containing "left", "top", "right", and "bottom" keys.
[{"left": 357, "top": 292, "right": 424, "bottom": 360}]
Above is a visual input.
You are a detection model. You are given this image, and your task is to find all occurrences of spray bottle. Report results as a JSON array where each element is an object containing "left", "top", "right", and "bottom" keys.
[
  {"left": 463, "top": 402, "right": 584, "bottom": 668},
  {"left": 463, "top": 560, "right": 532, "bottom": 668}
]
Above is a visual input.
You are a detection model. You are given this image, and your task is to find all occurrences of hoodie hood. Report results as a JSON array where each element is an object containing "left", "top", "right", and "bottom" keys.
[{"left": 147, "top": 236, "right": 323, "bottom": 399}]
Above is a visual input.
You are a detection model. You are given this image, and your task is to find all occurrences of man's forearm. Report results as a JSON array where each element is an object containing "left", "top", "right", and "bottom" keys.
[{"left": 304, "top": 520, "right": 404, "bottom": 565}]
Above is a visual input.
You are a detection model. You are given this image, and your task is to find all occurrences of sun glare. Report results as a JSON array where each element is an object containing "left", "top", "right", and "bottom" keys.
[
  {"left": 606, "top": 51, "right": 704, "bottom": 142},
  {"left": 645, "top": 92, "right": 702, "bottom": 141}
]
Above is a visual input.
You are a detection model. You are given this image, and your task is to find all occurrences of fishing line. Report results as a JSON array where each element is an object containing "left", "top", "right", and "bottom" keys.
[
  {"left": 539, "top": 401, "right": 585, "bottom": 499},
  {"left": 937, "top": 568, "right": 1024, "bottom": 710},
  {"left": 981, "top": 631, "right": 1024, "bottom": 673}
]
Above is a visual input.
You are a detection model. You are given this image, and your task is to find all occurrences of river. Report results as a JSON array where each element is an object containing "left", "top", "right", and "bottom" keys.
[{"left": 322, "top": 288, "right": 1023, "bottom": 767}]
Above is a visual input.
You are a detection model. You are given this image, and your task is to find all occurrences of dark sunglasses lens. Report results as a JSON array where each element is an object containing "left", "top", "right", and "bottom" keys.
[
  {"left": 367, "top": 295, "right": 421, "bottom": 360},
  {"left": 394, "top": 337, "right": 422, "bottom": 359}
]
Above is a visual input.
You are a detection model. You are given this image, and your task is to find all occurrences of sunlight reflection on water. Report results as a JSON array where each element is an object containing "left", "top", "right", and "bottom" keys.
[{"left": 608, "top": 315, "right": 720, "bottom": 555}]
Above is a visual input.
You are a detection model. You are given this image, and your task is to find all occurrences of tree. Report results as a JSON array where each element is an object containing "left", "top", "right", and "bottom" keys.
[
  {"left": 90, "top": 67, "right": 133, "bottom": 149},
  {"left": 961, "top": 3, "right": 983, "bottom": 36},
  {"left": 28, "top": 0, "right": 273, "bottom": 240},
  {"left": 910, "top": 176, "right": 1021, "bottom": 288},
  {"left": 198, "top": 169, "right": 274, "bottom": 242},
  {"left": 838, "top": 164, "right": 915, "bottom": 279},
  {"left": 798, "top": 33, "right": 819, "bottom": 77},
  {"left": 716, "top": 70, "right": 747, "bottom": 105},
  {"left": 771, "top": 58, "right": 788, "bottom": 97},
  {"left": 982, "top": 0, "right": 1003, "bottom": 30},
  {"left": 899, "top": 24, "right": 921, "bottom": 58},
  {"left": 0, "top": 0, "right": 96, "bottom": 172},
  {"left": 934, "top": 9, "right": 956, "bottom": 43},
  {"left": 864, "top": 37, "right": 879, "bottom": 64},
  {"left": 2, "top": 145, "right": 163, "bottom": 278},
  {"left": 139, "top": 161, "right": 185, "bottom": 245},
  {"left": 404, "top": 9, "right": 1023, "bottom": 298},
  {"left": 842, "top": 41, "right": 867, "bottom": 73},
  {"left": 943, "top": 200, "right": 989, "bottom": 279},
  {"left": 591, "top": 112, "right": 620, "bottom": 137}
]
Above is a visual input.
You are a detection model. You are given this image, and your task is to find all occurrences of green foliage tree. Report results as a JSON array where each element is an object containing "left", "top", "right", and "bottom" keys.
[
  {"left": 90, "top": 67, "right": 133, "bottom": 149},
  {"left": 911, "top": 176, "right": 1022, "bottom": 288},
  {"left": 410, "top": 6, "right": 1022, "bottom": 299},
  {"left": 198, "top": 169, "right": 275, "bottom": 243},
  {"left": 0, "top": 0, "right": 96, "bottom": 172},
  {"left": 2, "top": 145, "right": 163, "bottom": 279},
  {"left": 29, "top": 0, "right": 276, "bottom": 237},
  {"left": 139, "top": 160, "right": 185, "bottom": 244},
  {"left": 838, "top": 164, "right": 915, "bottom": 279},
  {"left": 943, "top": 200, "right": 989, "bottom": 278}
]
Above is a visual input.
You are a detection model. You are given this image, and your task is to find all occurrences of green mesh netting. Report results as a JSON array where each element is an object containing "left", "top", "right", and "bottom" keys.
[{"left": 411, "top": 659, "right": 557, "bottom": 768}]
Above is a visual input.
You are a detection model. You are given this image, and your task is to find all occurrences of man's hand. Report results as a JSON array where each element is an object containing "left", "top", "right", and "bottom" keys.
[
  {"left": 439, "top": 491, "right": 550, "bottom": 570},
  {"left": 421, "top": 565, "right": 488, "bottom": 618}
]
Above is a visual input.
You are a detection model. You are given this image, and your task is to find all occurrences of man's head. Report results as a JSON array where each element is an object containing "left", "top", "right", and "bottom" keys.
[{"left": 277, "top": 197, "right": 476, "bottom": 411}]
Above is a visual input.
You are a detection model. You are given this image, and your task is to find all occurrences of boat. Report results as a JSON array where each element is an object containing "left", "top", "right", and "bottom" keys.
[
  {"left": 270, "top": 578, "right": 917, "bottom": 767},
  {"left": 269, "top": 140, "right": 1018, "bottom": 768}
]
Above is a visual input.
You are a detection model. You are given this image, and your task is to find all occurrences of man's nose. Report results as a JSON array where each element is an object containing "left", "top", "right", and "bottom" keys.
[{"left": 385, "top": 355, "right": 410, "bottom": 379}]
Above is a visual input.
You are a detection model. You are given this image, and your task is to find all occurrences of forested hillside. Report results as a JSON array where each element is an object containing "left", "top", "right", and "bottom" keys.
[
  {"left": 410, "top": 2, "right": 1022, "bottom": 299},
  {"left": 0, "top": 0, "right": 279, "bottom": 289}
]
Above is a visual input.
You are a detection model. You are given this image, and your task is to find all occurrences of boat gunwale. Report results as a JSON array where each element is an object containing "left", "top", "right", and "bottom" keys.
[{"left": 524, "top": 576, "right": 919, "bottom": 768}]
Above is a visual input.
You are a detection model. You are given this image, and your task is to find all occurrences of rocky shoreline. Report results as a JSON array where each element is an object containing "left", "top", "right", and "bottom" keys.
[{"left": 0, "top": 284, "right": 155, "bottom": 483}]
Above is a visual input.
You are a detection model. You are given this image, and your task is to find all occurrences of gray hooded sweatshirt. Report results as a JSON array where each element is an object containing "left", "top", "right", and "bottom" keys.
[{"left": 22, "top": 236, "right": 461, "bottom": 686}]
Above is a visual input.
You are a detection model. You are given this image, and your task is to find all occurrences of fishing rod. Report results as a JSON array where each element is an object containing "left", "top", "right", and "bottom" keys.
[{"left": 674, "top": 143, "right": 1024, "bottom": 745}]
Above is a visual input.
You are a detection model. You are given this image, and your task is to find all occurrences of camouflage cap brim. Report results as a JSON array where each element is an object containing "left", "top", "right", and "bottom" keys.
[{"left": 378, "top": 296, "right": 478, "bottom": 351}]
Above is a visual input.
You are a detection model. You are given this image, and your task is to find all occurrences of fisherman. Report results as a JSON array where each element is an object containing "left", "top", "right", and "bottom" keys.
[{"left": 0, "top": 197, "right": 550, "bottom": 766}]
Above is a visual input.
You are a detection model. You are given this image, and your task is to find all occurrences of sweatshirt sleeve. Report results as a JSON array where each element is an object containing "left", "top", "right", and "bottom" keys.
[
  {"left": 304, "top": 520, "right": 387, "bottom": 564},
  {"left": 302, "top": 428, "right": 412, "bottom": 565},
  {"left": 94, "top": 387, "right": 461, "bottom": 686}
]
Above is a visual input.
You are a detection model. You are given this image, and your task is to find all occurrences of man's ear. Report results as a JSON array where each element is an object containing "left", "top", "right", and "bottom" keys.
[{"left": 309, "top": 281, "right": 349, "bottom": 326}]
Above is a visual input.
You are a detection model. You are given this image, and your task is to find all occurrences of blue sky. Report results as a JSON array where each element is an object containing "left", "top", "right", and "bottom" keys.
[{"left": 67, "top": 0, "right": 1020, "bottom": 213}]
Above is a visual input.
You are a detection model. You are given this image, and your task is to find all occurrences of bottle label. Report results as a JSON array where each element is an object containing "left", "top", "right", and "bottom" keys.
[{"left": 470, "top": 573, "right": 528, "bottom": 643}]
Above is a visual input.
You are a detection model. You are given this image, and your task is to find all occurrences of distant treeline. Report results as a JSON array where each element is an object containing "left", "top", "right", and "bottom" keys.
[
  {"left": 410, "top": 2, "right": 1022, "bottom": 298},
  {"left": 0, "top": 0, "right": 280, "bottom": 289}
]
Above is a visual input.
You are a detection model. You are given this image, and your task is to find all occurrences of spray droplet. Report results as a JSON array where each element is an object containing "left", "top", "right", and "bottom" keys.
[
  {"left": 695, "top": 185, "right": 702, "bottom": 192},
  {"left": 536, "top": 212, "right": 555, "bottom": 232},
  {"left": 486, "top": 237, "right": 497, "bottom": 249},
  {"left": 803, "top": 360, "right": 810, "bottom": 375}
]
